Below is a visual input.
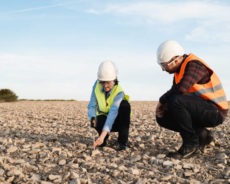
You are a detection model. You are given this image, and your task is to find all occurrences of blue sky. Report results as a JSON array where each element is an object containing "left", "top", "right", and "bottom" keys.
[{"left": 0, "top": 0, "right": 230, "bottom": 100}]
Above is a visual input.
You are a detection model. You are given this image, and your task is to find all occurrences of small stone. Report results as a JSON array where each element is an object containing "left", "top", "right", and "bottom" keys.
[
  {"left": 130, "top": 155, "right": 142, "bottom": 162},
  {"left": 32, "top": 142, "right": 45, "bottom": 149},
  {"left": 0, "top": 168, "right": 4, "bottom": 176},
  {"left": 156, "top": 154, "right": 166, "bottom": 159},
  {"left": 30, "top": 173, "right": 41, "bottom": 182},
  {"left": 7, "top": 169, "right": 23, "bottom": 177},
  {"left": 29, "top": 149, "right": 40, "bottom": 154},
  {"left": 70, "top": 172, "right": 79, "bottom": 179},
  {"left": 7, "top": 176, "right": 15, "bottom": 183},
  {"left": 136, "top": 136, "right": 141, "bottom": 142},
  {"left": 193, "top": 167, "right": 200, "bottom": 173},
  {"left": 210, "top": 142, "right": 215, "bottom": 147},
  {"left": 161, "top": 175, "right": 172, "bottom": 181},
  {"left": 52, "top": 147, "right": 62, "bottom": 153},
  {"left": 174, "top": 164, "right": 182, "bottom": 170},
  {"left": 113, "top": 170, "right": 120, "bottom": 177},
  {"left": 190, "top": 179, "right": 201, "bottom": 184},
  {"left": 224, "top": 167, "right": 230, "bottom": 178},
  {"left": 216, "top": 153, "right": 228, "bottom": 160},
  {"left": 15, "top": 159, "right": 26, "bottom": 164},
  {"left": 183, "top": 163, "right": 194, "bottom": 169},
  {"left": 92, "top": 150, "right": 101, "bottom": 157},
  {"left": 59, "top": 159, "right": 66, "bottom": 165},
  {"left": 48, "top": 174, "right": 61, "bottom": 181},
  {"left": 83, "top": 154, "right": 91, "bottom": 161},
  {"left": 80, "top": 178, "right": 88, "bottom": 184},
  {"left": 7, "top": 146, "right": 17, "bottom": 153},
  {"left": 78, "top": 143, "right": 87, "bottom": 149},
  {"left": 147, "top": 135, "right": 154, "bottom": 141},
  {"left": 163, "top": 160, "right": 173, "bottom": 167},
  {"left": 40, "top": 181, "right": 53, "bottom": 184},
  {"left": 63, "top": 172, "right": 71, "bottom": 180},
  {"left": 184, "top": 171, "right": 194, "bottom": 177},
  {"left": 136, "top": 178, "right": 147, "bottom": 184},
  {"left": 118, "top": 165, "right": 127, "bottom": 171},
  {"left": 110, "top": 163, "right": 118, "bottom": 168},
  {"left": 139, "top": 144, "right": 145, "bottom": 149},
  {"left": 103, "top": 147, "right": 116, "bottom": 153},
  {"left": 217, "top": 163, "right": 225, "bottom": 169},
  {"left": 69, "top": 178, "right": 81, "bottom": 184},
  {"left": 131, "top": 168, "right": 140, "bottom": 175}
]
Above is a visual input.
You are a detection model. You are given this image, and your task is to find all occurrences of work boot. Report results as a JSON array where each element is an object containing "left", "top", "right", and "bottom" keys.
[
  {"left": 167, "top": 144, "right": 199, "bottom": 159},
  {"left": 198, "top": 128, "right": 214, "bottom": 152},
  {"left": 117, "top": 142, "right": 127, "bottom": 151}
]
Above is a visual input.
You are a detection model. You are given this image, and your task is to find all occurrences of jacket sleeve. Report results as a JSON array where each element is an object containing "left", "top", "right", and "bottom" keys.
[{"left": 87, "top": 81, "right": 98, "bottom": 121}]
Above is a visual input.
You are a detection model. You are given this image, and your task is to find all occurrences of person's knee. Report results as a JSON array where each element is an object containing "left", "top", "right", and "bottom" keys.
[
  {"left": 95, "top": 115, "right": 106, "bottom": 130},
  {"left": 119, "top": 100, "right": 131, "bottom": 113},
  {"left": 156, "top": 116, "right": 166, "bottom": 127},
  {"left": 168, "top": 94, "right": 184, "bottom": 109}
]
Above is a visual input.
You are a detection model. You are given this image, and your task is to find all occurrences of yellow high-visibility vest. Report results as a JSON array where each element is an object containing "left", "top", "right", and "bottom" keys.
[{"left": 94, "top": 81, "right": 130, "bottom": 115}]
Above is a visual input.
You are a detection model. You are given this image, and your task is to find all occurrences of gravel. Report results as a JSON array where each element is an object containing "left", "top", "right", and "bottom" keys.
[{"left": 0, "top": 101, "right": 229, "bottom": 183}]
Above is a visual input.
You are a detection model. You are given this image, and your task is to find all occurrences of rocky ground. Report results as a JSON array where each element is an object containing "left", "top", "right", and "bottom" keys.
[{"left": 0, "top": 101, "right": 229, "bottom": 184}]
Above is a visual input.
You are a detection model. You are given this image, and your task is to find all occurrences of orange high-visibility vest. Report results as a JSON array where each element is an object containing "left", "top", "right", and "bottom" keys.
[{"left": 174, "top": 53, "right": 228, "bottom": 110}]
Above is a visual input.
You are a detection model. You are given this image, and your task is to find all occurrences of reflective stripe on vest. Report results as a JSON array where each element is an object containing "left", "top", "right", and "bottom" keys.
[
  {"left": 94, "top": 81, "right": 129, "bottom": 115},
  {"left": 174, "top": 53, "right": 228, "bottom": 110}
]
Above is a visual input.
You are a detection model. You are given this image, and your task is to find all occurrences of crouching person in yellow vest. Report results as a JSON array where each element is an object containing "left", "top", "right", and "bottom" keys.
[
  {"left": 155, "top": 40, "right": 228, "bottom": 159},
  {"left": 88, "top": 61, "right": 131, "bottom": 151}
]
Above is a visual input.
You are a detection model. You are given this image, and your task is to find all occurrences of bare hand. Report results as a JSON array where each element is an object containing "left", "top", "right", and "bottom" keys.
[
  {"left": 93, "top": 136, "right": 104, "bottom": 148},
  {"left": 91, "top": 119, "right": 96, "bottom": 128},
  {"left": 92, "top": 131, "right": 108, "bottom": 148},
  {"left": 156, "top": 102, "right": 168, "bottom": 118}
]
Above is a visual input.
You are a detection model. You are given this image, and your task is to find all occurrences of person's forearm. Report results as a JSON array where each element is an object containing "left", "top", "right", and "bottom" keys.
[{"left": 99, "top": 130, "right": 108, "bottom": 139}]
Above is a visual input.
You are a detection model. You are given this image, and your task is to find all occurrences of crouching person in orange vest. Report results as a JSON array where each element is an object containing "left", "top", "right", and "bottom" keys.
[
  {"left": 155, "top": 40, "right": 228, "bottom": 159},
  {"left": 88, "top": 61, "right": 131, "bottom": 151}
]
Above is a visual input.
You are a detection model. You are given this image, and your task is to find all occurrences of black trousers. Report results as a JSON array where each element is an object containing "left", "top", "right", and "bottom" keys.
[
  {"left": 156, "top": 94, "right": 223, "bottom": 145},
  {"left": 95, "top": 100, "right": 131, "bottom": 145}
]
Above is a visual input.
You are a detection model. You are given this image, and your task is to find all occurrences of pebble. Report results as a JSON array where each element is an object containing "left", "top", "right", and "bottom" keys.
[
  {"left": 163, "top": 160, "right": 173, "bottom": 167},
  {"left": 7, "top": 146, "right": 17, "bottom": 153},
  {"left": 118, "top": 165, "right": 127, "bottom": 171},
  {"left": 131, "top": 168, "right": 140, "bottom": 175},
  {"left": 91, "top": 150, "right": 101, "bottom": 157},
  {"left": 130, "top": 155, "right": 142, "bottom": 162},
  {"left": 183, "top": 163, "right": 194, "bottom": 169},
  {"left": 156, "top": 154, "right": 166, "bottom": 159},
  {"left": 161, "top": 175, "right": 172, "bottom": 181},
  {"left": 59, "top": 159, "right": 66, "bottom": 165},
  {"left": 48, "top": 174, "right": 61, "bottom": 181},
  {"left": 30, "top": 173, "right": 41, "bottom": 182},
  {"left": 7, "top": 169, "right": 23, "bottom": 176},
  {"left": 113, "top": 170, "right": 120, "bottom": 177}
]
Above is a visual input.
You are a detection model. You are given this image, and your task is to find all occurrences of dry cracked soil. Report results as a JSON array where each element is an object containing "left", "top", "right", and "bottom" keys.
[{"left": 0, "top": 101, "right": 230, "bottom": 184}]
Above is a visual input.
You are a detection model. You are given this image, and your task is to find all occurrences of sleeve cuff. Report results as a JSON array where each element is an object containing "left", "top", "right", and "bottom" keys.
[{"left": 102, "top": 126, "right": 111, "bottom": 133}]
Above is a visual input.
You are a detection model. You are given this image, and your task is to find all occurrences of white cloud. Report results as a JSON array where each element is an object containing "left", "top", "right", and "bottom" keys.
[
  {"left": 0, "top": 49, "right": 166, "bottom": 100},
  {"left": 86, "top": 1, "right": 230, "bottom": 23},
  {"left": 86, "top": 1, "right": 230, "bottom": 42},
  {"left": 12, "top": 4, "right": 63, "bottom": 13}
]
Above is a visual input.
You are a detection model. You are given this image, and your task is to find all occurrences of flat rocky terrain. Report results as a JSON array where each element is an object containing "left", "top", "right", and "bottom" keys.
[{"left": 0, "top": 101, "right": 229, "bottom": 184}]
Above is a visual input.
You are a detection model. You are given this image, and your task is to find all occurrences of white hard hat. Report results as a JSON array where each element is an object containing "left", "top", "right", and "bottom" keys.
[
  {"left": 97, "top": 61, "right": 117, "bottom": 81},
  {"left": 157, "top": 40, "right": 185, "bottom": 64}
]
